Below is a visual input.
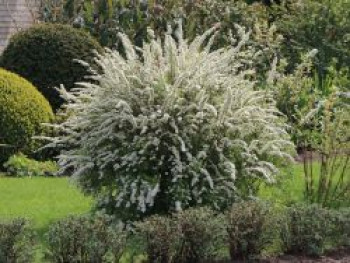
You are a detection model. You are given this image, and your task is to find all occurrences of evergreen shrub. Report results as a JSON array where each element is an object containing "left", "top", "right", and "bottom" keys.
[
  {"left": 0, "top": 24, "right": 103, "bottom": 110},
  {"left": 0, "top": 68, "right": 54, "bottom": 165}
]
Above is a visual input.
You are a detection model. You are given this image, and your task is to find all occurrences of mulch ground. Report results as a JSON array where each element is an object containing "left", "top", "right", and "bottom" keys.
[{"left": 204, "top": 248, "right": 350, "bottom": 262}]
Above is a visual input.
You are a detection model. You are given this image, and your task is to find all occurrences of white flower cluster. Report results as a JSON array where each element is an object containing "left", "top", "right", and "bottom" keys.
[{"left": 46, "top": 24, "right": 293, "bottom": 215}]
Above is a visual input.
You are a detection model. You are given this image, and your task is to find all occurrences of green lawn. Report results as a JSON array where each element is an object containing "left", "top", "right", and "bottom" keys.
[
  {"left": 259, "top": 160, "right": 350, "bottom": 207},
  {"left": 259, "top": 164, "right": 305, "bottom": 204},
  {"left": 1, "top": 161, "right": 347, "bottom": 229},
  {"left": 0, "top": 165, "right": 306, "bottom": 231},
  {"left": 0, "top": 176, "right": 92, "bottom": 234},
  {"left": 0, "top": 176, "right": 92, "bottom": 262}
]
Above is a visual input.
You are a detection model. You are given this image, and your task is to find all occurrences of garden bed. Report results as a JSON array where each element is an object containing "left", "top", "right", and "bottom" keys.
[
  {"left": 273, "top": 248, "right": 350, "bottom": 263},
  {"left": 204, "top": 247, "right": 350, "bottom": 262}
]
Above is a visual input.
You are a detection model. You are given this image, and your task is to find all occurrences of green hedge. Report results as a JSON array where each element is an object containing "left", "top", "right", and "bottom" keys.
[
  {"left": 46, "top": 214, "right": 127, "bottom": 263},
  {"left": 0, "top": 218, "right": 35, "bottom": 263},
  {"left": 0, "top": 68, "right": 54, "bottom": 165},
  {"left": 0, "top": 24, "right": 103, "bottom": 111}
]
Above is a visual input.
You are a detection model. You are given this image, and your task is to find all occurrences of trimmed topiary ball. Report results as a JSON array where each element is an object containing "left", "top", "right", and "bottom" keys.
[
  {"left": 0, "top": 24, "right": 103, "bottom": 111},
  {"left": 0, "top": 68, "right": 54, "bottom": 165}
]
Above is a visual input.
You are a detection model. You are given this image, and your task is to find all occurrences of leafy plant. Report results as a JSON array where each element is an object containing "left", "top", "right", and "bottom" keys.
[
  {"left": 226, "top": 200, "right": 271, "bottom": 260},
  {"left": 300, "top": 94, "right": 349, "bottom": 207},
  {"left": 136, "top": 207, "right": 226, "bottom": 263},
  {"left": 270, "top": 0, "right": 350, "bottom": 76},
  {"left": 333, "top": 207, "right": 350, "bottom": 247},
  {"left": 135, "top": 215, "right": 176, "bottom": 263},
  {"left": 173, "top": 207, "right": 226, "bottom": 263},
  {"left": 37, "top": 0, "right": 287, "bottom": 88},
  {"left": 269, "top": 49, "right": 349, "bottom": 208},
  {"left": 4, "top": 153, "right": 58, "bottom": 177},
  {"left": 38, "top": 1, "right": 280, "bottom": 66},
  {"left": 46, "top": 214, "right": 127, "bottom": 263},
  {"left": 281, "top": 203, "right": 334, "bottom": 256},
  {"left": 0, "top": 218, "right": 35, "bottom": 263},
  {"left": 0, "top": 68, "right": 54, "bottom": 166},
  {"left": 45, "top": 25, "right": 293, "bottom": 220},
  {"left": 0, "top": 24, "right": 103, "bottom": 111}
]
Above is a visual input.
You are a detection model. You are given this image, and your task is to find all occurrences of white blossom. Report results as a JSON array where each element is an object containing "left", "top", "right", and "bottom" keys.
[{"left": 45, "top": 24, "right": 293, "bottom": 215}]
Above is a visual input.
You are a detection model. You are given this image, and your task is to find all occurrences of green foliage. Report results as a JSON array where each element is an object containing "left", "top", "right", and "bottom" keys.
[
  {"left": 173, "top": 207, "right": 225, "bottom": 263},
  {"left": 135, "top": 215, "right": 175, "bottom": 263},
  {"left": 227, "top": 200, "right": 271, "bottom": 260},
  {"left": 0, "top": 68, "right": 54, "bottom": 166},
  {"left": 334, "top": 208, "right": 350, "bottom": 247},
  {"left": 39, "top": 0, "right": 255, "bottom": 47},
  {"left": 0, "top": 24, "right": 103, "bottom": 111},
  {"left": 281, "top": 204, "right": 334, "bottom": 256},
  {"left": 268, "top": 24, "right": 350, "bottom": 205},
  {"left": 40, "top": 0, "right": 288, "bottom": 88},
  {"left": 46, "top": 214, "right": 127, "bottom": 263},
  {"left": 283, "top": 70, "right": 350, "bottom": 207},
  {"left": 38, "top": 0, "right": 281, "bottom": 84},
  {"left": 38, "top": 0, "right": 350, "bottom": 86},
  {"left": 136, "top": 207, "right": 225, "bottom": 263},
  {"left": 270, "top": 49, "right": 349, "bottom": 208},
  {"left": 4, "top": 153, "right": 58, "bottom": 177},
  {"left": 272, "top": 0, "right": 350, "bottom": 75},
  {"left": 0, "top": 218, "right": 35, "bottom": 263},
  {"left": 300, "top": 96, "right": 349, "bottom": 207}
]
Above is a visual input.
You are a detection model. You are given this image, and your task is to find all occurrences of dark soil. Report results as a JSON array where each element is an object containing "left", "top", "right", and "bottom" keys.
[{"left": 203, "top": 248, "right": 350, "bottom": 262}]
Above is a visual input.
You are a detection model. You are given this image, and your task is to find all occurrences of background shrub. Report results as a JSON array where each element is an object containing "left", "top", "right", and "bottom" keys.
[
  {"left": 0, "top": 68, "right": 54, "bottom": 166},
  {"left": 272, "top": 0, "right": 350, "bottom": 76},
  {"left": 0, "top": 218, "right": 35, "bottom": 263},
  {"left": 4, "top": 153, "right": 58, "bottom": 177},
  {"left": 46, "top": 214, "right": 127, "bottom": 263},
  {"left": 0, "top": 24, "right": 103, "bottom": 111},
  {"left": 227, "top": 200, "right": 271, "bottom": 260},
  {"left": 39, "top": 0, "right": 280, "bottom": 84},
  {"left": 39, "top": 0, "right": 262, "bottom": 47}
]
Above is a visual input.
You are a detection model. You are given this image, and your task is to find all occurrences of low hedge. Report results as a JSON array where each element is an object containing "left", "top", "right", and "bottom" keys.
[
  {"left": 0, "top": 218, "right": 35, "bottom": 263},
  {"left": 46, "top": 214, "right": 127, "bottom": 263}
]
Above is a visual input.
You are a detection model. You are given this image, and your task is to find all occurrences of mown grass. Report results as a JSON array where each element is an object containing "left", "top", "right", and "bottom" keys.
[
  {"left": 259, "top": 163, "right": 305, "bottom": 204},
  {"left": 259, "top": 159, "right": 350, "bottom": 207},
  {"left": 0, "top": 176, "right": 92, "bottom": 262},
  {"left": 0, "top": 176, "right": 92, "bottom": 231},
  {"left": 0, "top": 163, "right": 314, "bottom": 230}
]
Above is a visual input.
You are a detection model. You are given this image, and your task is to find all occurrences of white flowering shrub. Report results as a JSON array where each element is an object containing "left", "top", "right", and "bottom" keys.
[{"left": 46, "top": 24, "right": 293, "bottom": 219}]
